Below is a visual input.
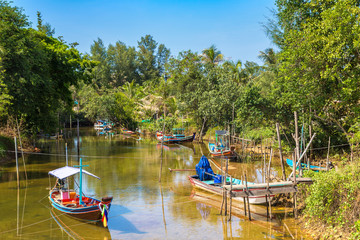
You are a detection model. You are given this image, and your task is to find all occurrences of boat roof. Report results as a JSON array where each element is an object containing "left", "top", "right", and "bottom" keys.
[
  {"left": 215, "top": 130, "right": 228, "bottom": 135},
  {"left": 48, "top": 166, "right": 100, "bottom": 180},
  {"left": 173, "top": 128, "right": 185, "bottom": 131}
]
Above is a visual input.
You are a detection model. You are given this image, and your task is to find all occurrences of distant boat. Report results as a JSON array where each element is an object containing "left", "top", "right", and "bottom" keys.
[
  {"left": 207, "top": 130, "right": 236, "bottom": 157},
  {"left": 188, "top": 156, "right": 275, "bottom": 205},
  {"left": 48, "top": 158, "right": 113, "bottom": 227},
  {"left": 156, "top": 128, "right": 195, "bottom": 144},
  {"left": 121, "top": 128, "right": 139, "bottom": 136},
  {"left": 94, "top": 120, "right": 113, "bottom": 131},
  {"left": 286, "top": 158, "right": 328, "bottom": 172}
]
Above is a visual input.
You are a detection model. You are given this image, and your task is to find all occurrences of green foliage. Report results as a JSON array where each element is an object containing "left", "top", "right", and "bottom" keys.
[
  {"left": 302, "top": 163, "right": 360, "bottom": 236},
  {"left": 0, "top": 1, "right": 91, "bottom": 133}
]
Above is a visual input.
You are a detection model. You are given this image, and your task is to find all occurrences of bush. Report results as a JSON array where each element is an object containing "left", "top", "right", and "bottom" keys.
[{"left": 301, "top": 163, "right": 360, "bottom": 239}]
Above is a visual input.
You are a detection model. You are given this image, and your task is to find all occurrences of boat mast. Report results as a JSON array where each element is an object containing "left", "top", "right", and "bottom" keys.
[{"left": 74, "top": 158, "right": 89, "bottom": 205}]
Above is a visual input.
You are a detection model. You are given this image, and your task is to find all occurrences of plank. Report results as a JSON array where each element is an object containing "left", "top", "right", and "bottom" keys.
[{"left": 230, "top": 187, "right": 297, "bottom": 198}]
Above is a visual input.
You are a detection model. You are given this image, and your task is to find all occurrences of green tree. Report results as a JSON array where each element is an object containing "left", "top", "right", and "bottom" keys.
[{"left": 201, "top": 45, "right": 223, "bottom": 65}]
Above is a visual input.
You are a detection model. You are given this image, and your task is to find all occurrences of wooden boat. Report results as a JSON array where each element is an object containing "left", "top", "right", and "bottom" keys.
[
  {"left": 48, "top": 158, "right": 113, "bottom": 227},
  {"left": 208, "top": 130, "right": 236, "bottom": 157},
  {"left": 156, "top": 128, "right": 195, "bottom": 144},
  {"left": 188, "top": 156, "right": 274, "bottom": 205},
  {"left": 188, "top": 175, "right": 274, "bottom": 205},
  {"left": 286, "top": 158, "right": 328, "bottom": 172},
  {"left": 94, "top": 120, "right": 113, "bottom": 131},
  {"left": 121, "top": 128, "right": 139, "bottom": 136}
]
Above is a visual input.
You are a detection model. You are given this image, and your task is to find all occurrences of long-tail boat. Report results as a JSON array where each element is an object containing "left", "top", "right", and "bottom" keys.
[
  {"left": 48, "top": 158, "right": 113, "bottom": 227},
  {"left": 188, "top": 155, "right": 275, "bottom": 205},
  {"left": 207, "top": 130, "right": 236, "bottom": 157},
  {"left": 286, "top": 158, "right": 330, "bottom": 172},
  {"left": 156, "top": 128, "right": 195, "bottom": 144}
]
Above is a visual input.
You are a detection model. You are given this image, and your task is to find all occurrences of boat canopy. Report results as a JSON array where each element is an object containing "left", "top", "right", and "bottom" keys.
[
  {"left": 48, "top": 166, "right": 100, "bottom": 180},
  {"left": 215, "top": 130, "right": 228, "bottom": 136}
]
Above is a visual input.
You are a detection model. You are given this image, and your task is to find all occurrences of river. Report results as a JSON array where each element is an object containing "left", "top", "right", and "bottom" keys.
[{"left": 0, "top": 127, "right": 311, "bottom": 239}]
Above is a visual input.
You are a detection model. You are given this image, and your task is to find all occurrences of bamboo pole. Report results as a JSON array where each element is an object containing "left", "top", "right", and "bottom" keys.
[
  {"left": 229, "top": 176, "right": 232, "bottom": 221},
  {"left": 16, "top": 118, "right": 27, "bottom": 181},
  {"left": 288, "top": 133, "right": 317, "bottom": 179},
  {"left": 14, "top": 137, "right": 20, "bottom": 189},
  {"left": 294, "top": 111, "right": 302, "bottom": 177},
  {"left": 245, "top": 174, "right": 251, "bottom": 221},
  {"left": 225, "top": 159, "right": 228, "bottom": 216},
  {"left": 276, "top": 123, "right": 286, "bottom": 180}
]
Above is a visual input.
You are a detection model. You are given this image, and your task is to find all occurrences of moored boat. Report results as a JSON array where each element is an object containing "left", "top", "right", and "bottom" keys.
[
  {"left": 188, "top": 156, "right": 274, "bottom": 205},
  {"left": 286, "top": 158, "right": 330, "bottom": 172},
  {"left": 156, "top": 128, "right": 195, "bottom": 144},
  {"left": 207, "top": 130, "right": 236, "bottom": 157},
  {"left": 48, "top": 158, "right": 113, "bottom": 227}
]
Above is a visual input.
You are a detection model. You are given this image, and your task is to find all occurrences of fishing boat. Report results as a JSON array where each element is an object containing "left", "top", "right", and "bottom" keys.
[
  {"left": 188, "top": 156, "right": 274, "bottom": 205},
  {"left": 156, "top": 128, "right": 195, "bottom": 144},
  {"left": 121, "top": 128, "right": 139, "bottom": 136},
  {"left": 208, "top": 130, "right": 236, "bottom": 157},
  {"left": 94, "top": 120, "right": 113, "bottom": 131},
  {"left": 48, "top": 158, "right": 113, "bottom": 227},
  {"left": 286, "top": 158, "right": 329, "bottom": 172}
]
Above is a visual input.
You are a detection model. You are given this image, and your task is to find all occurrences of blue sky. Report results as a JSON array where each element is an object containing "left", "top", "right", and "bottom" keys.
[{"left": 12, "top": 0, "right": 276, "bottom": 64}]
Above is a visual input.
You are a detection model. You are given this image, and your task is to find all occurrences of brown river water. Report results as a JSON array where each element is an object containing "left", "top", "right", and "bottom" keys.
[{"left": 0, "top": 127, "right": 312, "bottom": 239}]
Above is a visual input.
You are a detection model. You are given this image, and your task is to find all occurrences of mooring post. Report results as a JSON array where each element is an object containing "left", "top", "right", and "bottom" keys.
[
  {"left": 293, "top": 148, "right": 297, "bottom": 218},
  {"left": 276, "top": 123, "right": 286, "bottom": 180},
  {"left": 224, "top": 159, "right": 228, "bottom": 216},
  {"left": 229, "top": 176, "right": 232, "bottom": 221},
  {"left": 245, "top": 174, "right": 251, "bottom": 221},
  {"left": 14, "top": 137, "right": 20, "bottom": 189}
]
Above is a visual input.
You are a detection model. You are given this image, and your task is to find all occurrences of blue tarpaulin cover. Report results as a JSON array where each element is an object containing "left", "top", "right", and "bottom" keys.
[{"left": 196, "top": 155, "right": 214, "bottom": 181}]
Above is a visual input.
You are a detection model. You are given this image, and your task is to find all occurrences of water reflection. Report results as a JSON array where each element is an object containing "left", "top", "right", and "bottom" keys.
[{"left": 0, "top": 127, "right": 311, "bottom": 239}]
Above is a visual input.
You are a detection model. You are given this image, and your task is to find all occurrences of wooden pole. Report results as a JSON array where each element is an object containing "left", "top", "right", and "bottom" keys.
[
  {"left": 159, "top": 115, "right": 166, "bottom": 182},
  {"left": 327, "top": 137, "right": 331, "bottom": 171},
  {"left": 293, "top": 148, "right": 297, "bottom": 218},
  {"left": 288, "top": 133, "right": 317, "bottom": 179},
  {"left": 245, "top": 174, "right": 251, "bottom": 221},
  {"left": 225, "top": 159, "right": 228, "bottom": 216},
  {"left": 229, "top": 176, "right": 232, "bottom": 221},
  {"left": 16, "top": 118, "right": 27, "bottom": 181},
  {"left": 276, "top": 123, "right": 286, "bottom": 180},
  {"left": 14, "top": 137, "right": 20, "bottom": 188},
  {"left": 294, "top": 111, "right": 302, "bottom": 176}
]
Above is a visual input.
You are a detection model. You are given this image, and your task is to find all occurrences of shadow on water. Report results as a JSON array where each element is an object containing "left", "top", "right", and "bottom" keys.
[{"left": 108, "top": 205, "right": 146, "bottom": 235}]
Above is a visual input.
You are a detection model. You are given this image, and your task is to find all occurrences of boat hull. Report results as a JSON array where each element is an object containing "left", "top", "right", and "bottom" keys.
[
  {"left": 49, "top": 191, "right": 112, "bottom": 222},
  {"left": 156, "top": 132, "right": 195, "bottom": 144},
  {"left": 208, "top": 143, "right": 236, "bottom": 157},
  {"left": 188, "top": 175, "right": 273, "bottom": 205}
]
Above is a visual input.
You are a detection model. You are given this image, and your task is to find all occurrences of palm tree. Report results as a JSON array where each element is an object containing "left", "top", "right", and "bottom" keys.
[
  {"left": 201, "top": 45, "right": 224, "bottom": 65},
  {"left": 258, "top": 48, "right": 277, "bottom": 66}
]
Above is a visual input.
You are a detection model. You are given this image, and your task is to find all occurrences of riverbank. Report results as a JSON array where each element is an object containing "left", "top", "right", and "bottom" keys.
[
  {"left": 0, "top": 135, "right": 14, "bottom": 163},
  {"left": 296, "top": 160, "right": 360, "bottom": 240}
]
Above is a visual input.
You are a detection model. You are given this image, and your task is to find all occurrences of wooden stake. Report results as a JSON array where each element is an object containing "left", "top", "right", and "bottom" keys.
[
  {"left": 245, "top": 174, "right": 251, "bottom": 221},
  {"left": 14, "top": 137, "right": 20, "bottom": 188},
  {"left": 294, "top": 111, "right": 301, "bottom": 176},
  {"left": 276, "top": 123, "right": 286, "bottom": 180},
  {"left": 229, "top": 176, "right": 232, "bottom": 221}
]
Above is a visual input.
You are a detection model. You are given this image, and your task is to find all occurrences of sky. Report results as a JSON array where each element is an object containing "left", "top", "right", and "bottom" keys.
[{"left": 12, "top": 0, "right": 276, "bottom": 64}]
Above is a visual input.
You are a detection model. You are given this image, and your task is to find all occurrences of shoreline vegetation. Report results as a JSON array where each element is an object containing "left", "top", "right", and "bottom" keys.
[{"left": 1, "top": 0, "right": 360, "bottom": 239}]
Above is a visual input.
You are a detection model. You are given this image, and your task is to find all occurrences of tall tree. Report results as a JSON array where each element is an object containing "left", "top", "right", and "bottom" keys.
[{"left": 201, "top": 45, "right": 224, "bottom": 65}]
